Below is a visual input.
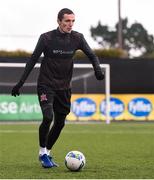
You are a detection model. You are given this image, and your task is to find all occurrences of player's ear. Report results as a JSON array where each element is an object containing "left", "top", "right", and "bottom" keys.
[{"left": 57, "top": 19, "right": 61, "bottom": 25}]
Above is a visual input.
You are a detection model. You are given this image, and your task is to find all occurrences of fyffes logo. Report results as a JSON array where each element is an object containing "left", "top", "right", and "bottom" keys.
[
  {"left": 100, "top": 97, "right": 124, "bottom": 118},
  {"left": 71, "top": 98, "right": 96, "bottom": 117},
  {"left": 128, "top": 97, "right": 152, "bottom": 117}
]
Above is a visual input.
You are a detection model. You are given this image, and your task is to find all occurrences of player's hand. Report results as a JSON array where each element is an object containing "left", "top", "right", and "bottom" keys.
[
  {"left": 95, "top": 68, "right": 104, "bottom": 80},
  {"left": 11, "top": 82, "right": 23, "bottom": 97}
]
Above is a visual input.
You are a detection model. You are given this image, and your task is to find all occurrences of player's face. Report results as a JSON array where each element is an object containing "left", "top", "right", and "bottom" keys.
[{"left": 58, "top": 14, "right": 75, "bottom": 33}]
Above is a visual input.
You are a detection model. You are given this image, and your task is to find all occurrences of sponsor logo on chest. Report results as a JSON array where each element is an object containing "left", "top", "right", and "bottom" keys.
[{"left": 53, "top": 49, "right": 74, "bottom": 55}]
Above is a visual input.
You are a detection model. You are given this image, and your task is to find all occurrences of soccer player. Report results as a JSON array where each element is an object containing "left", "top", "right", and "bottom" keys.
[{"left": 11, "top": 8, "right": 104, "bottom": 168}]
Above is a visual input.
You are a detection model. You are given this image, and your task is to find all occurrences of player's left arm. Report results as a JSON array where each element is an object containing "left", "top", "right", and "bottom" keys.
[{"left": 79, "top": 34, "right": 104, "bottom": 80}]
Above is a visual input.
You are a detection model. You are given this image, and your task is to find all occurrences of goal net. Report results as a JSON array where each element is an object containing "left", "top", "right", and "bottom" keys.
[{"left": 0, "top": 63, "right": 110, "bottom": 123}]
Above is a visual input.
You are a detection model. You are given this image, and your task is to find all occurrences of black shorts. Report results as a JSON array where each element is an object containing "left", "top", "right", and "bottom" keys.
[{"left": 37, "top": 84, "right": 71, "bottom": 115}]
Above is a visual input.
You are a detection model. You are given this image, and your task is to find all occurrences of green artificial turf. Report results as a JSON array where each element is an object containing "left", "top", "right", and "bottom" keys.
[{"left": 0, "top": 122, "right": 154, "bottom": 179}]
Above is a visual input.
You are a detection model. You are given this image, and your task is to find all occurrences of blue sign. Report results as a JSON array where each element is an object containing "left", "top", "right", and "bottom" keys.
[
  {"left": 100, "top": 97, "right": 124, "bottom": 118},
  {"left": 71, "top": 98, "right": 96, "bottom": 117},
  {"left": 128, "top": 97, "right": 152, "bottom": 117}
]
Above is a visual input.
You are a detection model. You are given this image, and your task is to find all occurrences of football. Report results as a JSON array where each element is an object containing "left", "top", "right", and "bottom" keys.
[{"left": 65, "top": 150, "right": 86, "bottom": 171}]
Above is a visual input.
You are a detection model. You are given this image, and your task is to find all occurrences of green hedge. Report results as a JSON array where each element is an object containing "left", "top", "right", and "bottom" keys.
[
  {"left": 0, "top": 50, "right": 31, "bottom": 57},
  {"left": 0, "top": 48, "right": 127, "bottom": 58},
  {"left": 142, "top": 51, "right": 154, "bottom": 58},
  {"left": 73, "top": 48, "right": 128, "bottom": 59}
]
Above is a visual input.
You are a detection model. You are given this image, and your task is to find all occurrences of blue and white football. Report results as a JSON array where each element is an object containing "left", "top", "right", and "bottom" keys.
[{"left": 65, "top": 150, "right": 86, "bottom": 171}]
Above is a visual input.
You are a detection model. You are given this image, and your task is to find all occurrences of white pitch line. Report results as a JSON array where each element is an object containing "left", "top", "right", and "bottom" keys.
[
  {"left": 0, "top": 130, "right": 37, "bottom": 133},
  {"left": 0, "top": 130, "right": 154, "bottom": 134}
]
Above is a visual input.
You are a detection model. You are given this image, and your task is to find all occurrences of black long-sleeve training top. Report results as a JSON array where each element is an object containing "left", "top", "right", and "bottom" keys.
[{"left": 19, "top": 28, "right": 101, "bottom": 90}]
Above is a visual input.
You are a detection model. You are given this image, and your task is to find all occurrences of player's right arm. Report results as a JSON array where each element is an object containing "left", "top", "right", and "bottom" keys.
[{"left": 11, "top": 34, "right": 45, "bottom": 96}]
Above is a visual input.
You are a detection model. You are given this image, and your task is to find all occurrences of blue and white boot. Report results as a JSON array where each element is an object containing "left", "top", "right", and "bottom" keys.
[
  {"left": 48, "top": 155, "right": 59, "bottom": 167},
  {"left": 39, "top": 154, "right": 54, "bottom": 168}
]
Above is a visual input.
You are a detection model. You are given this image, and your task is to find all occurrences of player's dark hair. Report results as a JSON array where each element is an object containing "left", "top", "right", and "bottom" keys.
[{"left": 58, "top": 8, "right": 74, "bottom": 21}]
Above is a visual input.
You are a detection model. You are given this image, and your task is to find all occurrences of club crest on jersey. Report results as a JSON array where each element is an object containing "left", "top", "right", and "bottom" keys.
[{"left": 40, "top": 93, "right": 47, "bottom": 102}]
